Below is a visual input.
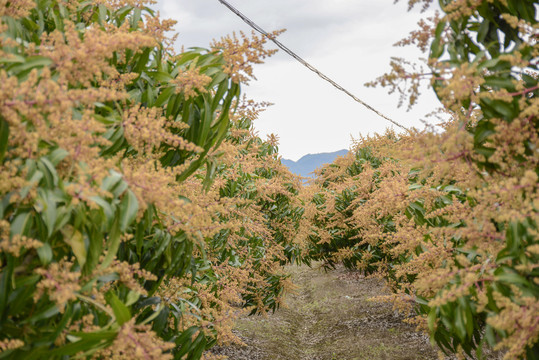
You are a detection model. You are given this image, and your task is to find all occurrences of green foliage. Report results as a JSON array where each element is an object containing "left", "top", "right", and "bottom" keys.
[
  {"left": 306, "top": 1, "right": 538, "bottom": 358},
  {"left": 0, "top": 0, "right": 301, "bottom": 358},
  {"left": 432, "top": 0, "right": 538, "bottom": 173},
  {"left": 210, "top": 117, "right": 305, "bottom": 314}
]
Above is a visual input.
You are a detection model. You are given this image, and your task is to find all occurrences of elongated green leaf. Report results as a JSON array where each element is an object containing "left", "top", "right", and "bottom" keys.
[
  {"left": 100, "top": 170, "right": 123, "bottom": 194},
  {"left": 10, "top": 211, "right": 33, "bottom": 236},
  {"left": 62, "top": 225, "right": 87, "bottom": 268},
  {"left": 428, "top": 307, "right": 437, "bottom": 333},
  {"left": 154, "top": 86, "right": 175, "bottom": 108},
  {"left": 70, "top": 330, "right": 118, "bottom": 341},
  {"left": 89, "top": 196, "right": 114, "bottom": 223},
  {"left": 133, "top": 47, "right": 151, "bottom": 73},
  {"left": 454, "top": 307, "right": 467, "bottom": 341},
  {"left": 0, "top": 257, "right": 14, "bottom": 317},
  {"left": 9, "top": 56, "right": 52, "bottom": 74},
  {"left": 47, "top": 147, "right": 68, "bottom": 166},
  {"left": 101, "top": 221, "right": 121, "bottom": 269},
  {"left": 189, "top": 333, "right": 207, "bottom": 360},
  {"left": 46, "top": 337, "right": 110, "bottom": 356},
  {"left": 0, "top": 117, "right": 8, "bottom": 163},
  {"left": 24, "top": 304, "right": 59, "bottom": 324},
  {"left": 36, "top": 243, "right": 52, "bottom": 265},
  {"left": 119, "top": 189, "right": 138, "bottom": 231},
  {"left": 130, "top": 7, "right": 142, "bottom": 29},
  {"left": 495, "top": 270, "right": 530, "bottom": 287},
  {"left": 106, "top": 292, "right": 131, "bottom": 325}
]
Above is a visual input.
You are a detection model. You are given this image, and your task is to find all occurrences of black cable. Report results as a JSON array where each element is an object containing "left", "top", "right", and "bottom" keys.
[{"left": 217, "top": 0, "right": 409, "bottom": 131}]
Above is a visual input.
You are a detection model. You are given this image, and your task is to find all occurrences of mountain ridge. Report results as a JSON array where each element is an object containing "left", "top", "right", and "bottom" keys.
[{"left": 281, "top": 149, "right": 348, "bottom": 178}]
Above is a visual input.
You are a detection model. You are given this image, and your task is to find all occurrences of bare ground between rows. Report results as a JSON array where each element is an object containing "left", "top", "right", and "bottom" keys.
[{"left": 210, "top": 264, "right": 442, "bottom": 360}]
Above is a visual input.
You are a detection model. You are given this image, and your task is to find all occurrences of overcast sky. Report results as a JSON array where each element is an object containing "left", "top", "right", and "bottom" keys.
[{"left": 156, "top": 0, "right": 441, "bottom": 161}]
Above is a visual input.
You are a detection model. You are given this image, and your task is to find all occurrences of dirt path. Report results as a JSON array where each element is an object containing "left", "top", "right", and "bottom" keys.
[{"left": 211, "top": 264, "right": 440, "bottom": 360}]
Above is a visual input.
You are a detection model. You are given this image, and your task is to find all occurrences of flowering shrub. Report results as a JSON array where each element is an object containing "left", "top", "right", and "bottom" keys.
[
  {"left": 2, "top": 0, "right": 537, "bottom": 358},
  {"left": 209, "top": 107, "right": 306, "bottom": 315},
  {"left": 0, "top": 0, "right": 302, "bottom": 358},
  {"left": 305, "top": 0, "right": 538, "bottom": 359}
]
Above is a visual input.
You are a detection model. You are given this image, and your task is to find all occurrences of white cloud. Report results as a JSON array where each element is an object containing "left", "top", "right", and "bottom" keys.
[{"left": 155, "top": 0, "right": 442, "bottom": 160}]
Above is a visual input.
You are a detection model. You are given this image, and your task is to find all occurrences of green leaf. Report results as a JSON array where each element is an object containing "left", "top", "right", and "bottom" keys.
[
  {"left": 0, "top": 257, "right": 14, "bottom": 317},
  {"left": 0, "top": 55, "right": 25, "bottom": 65},
  {"left": 62, "top": 226, "right": 87, "bottom": 268},
  {"left": 491, "top": 100, "right": 516, "bottom": 119},
  {"left": 100, "top": 170, "right": 124, "bottom": 194},
  {"left": 474, "top": 146, "right": 495, "bottom": 159},
  {"left": 10, "top": 211, "right": 33, "bottom": 236},
  {"left": 0, "top": 117, "right": 9, "bottom": 163},
  {"left": 119, "top": 189, "right": 138, "bottom": 232},
  {"left": 133, "top": 47, "right": 151, "bottom": 73},
  {"left": 484, "top": 76, "right": 516, "bottom": 91},
  {"left": 54, "top": 205, "right": 71, "bottom": 233},
  {"left": 409, "top": 202, "right": 425, "bottom": 213},
  {"left": 69, "top": 330, "right": 118, "bottom": 341},
  {"left": 199, "top": 96, "right": 213, "bottom": 147},
  {"left": 148, "top": 70, "right": 173, "bottom": 82},
  {"left": 101, "top": 221, "right": 121, "bottom": 269},
  {"left": 89, "top": 196, "right": 114, "bottom": 224},
  {"left": 485, "top": 324, "right": 496, "bottom": 346},
  {"left": 125, "top": 291, "right": 141, "bottom": 306},
  {"left": 189, "top": 332, "right": 207, "bottom": 360},
  {"left": 477, "top": 19, "right": 489, "bottom": 43},
  {"left": 24, "top": 304, "right": 59, "bottom": 324},
  {"left": 443, "top": 185, "right": 462, "bottom": 194},
  {"left": 37, "top": 243, "right": 52, "bottom": 265},
  {"left": 9, "top": 56, "right": 52, "bottom": 75},
  {"left": 22, "top": 167, "right": 43, "bottom": 198},
  {"left": 98, "top": 4, "right": 108, "bottom": 23},
  {"left": 428, "top": 307, "right": 437, "bottom": 333},
  {"left": 175, "top": 326, "right": 200, "bottom": 357},
  {"left": 152, "top": 305, "right": 169, "bottom": 334},
  {"left": 106, "top": 292, "right": 132, "bottom": 325},
  {"left": 464, "top": 306, "right": 474, "bottom": 337},
  {"left": 83, "top": 229, "right": 103, "bottom": 276},
  {"left": 37, "top": 157, "right": 59, "bottom": 187},
  {"left": 495, "top": 270, "right": 529, "bottom": 287},
  {"left": 43, "top": 337, "right": 110, "bottom": 357},
  {"left": 154, "top": 86, "right": 175, "bottom": 107},
  {"left": 47, "top": 147, "right": 68, "bottom": 166},
  {"left": 430, "top": 21, "right": 446, "bottom": 58},
  {"left": 454, "top": 307, "right": 467, "bottom": 340},
  {"left": 130, "top": 7, "right": 142, "bottom": 29}
]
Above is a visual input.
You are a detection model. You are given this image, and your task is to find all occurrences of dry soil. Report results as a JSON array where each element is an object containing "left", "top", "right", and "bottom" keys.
[{"left": 210, "top": 264, "right": 444, "bottom": 360}]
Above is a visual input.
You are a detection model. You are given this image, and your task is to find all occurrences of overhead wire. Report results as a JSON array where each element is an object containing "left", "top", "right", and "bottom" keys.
[{"left": 216, "top": 0, "right": 410, "bottom": 131}]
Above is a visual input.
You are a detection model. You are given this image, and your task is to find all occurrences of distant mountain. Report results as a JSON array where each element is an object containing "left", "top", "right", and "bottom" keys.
[{"left": 282, "top": 149, "right": 348, "bottom": 178}]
